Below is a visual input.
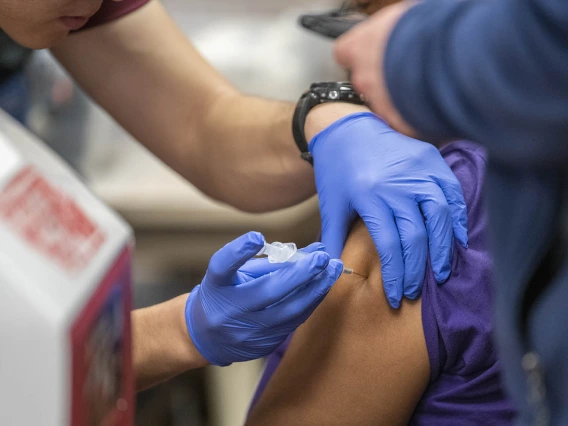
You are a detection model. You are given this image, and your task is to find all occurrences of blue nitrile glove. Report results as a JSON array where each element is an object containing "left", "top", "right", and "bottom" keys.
[
  {"left": 310, "top": 112, "right": 468, "bottom": 308},
  {"left": 185, "top": 231, "right": 343, "bottom": 366}
]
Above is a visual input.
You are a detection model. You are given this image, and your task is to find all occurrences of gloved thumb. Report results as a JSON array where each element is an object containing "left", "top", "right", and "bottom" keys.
[
  {"left": 321, "top": 204, "right": 353, "bottom": 258},
  {"left": 206, "top": 231, "right": 265, "bottom": 284}
]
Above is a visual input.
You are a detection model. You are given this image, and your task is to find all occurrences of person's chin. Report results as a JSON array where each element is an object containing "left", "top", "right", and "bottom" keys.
[{"left": 8, "top": 25, "right": 70, "bottom": 50}]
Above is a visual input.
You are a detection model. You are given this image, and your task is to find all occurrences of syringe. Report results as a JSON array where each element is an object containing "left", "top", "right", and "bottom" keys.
[{"left": 257, "top": 242, "right": 354, "bottom": 275}]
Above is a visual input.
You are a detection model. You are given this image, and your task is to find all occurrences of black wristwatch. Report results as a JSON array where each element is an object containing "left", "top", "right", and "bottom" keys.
[{"left": 292, "top": 82, "right": 366, "bottom": 165}]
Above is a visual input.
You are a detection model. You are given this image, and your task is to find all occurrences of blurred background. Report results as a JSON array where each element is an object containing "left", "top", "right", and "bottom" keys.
[{"left": 0, "top": 0, "right": 344, "bottom": 425}]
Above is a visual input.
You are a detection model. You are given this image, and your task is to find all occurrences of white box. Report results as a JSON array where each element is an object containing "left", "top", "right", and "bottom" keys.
[{"left": 0, "top": 111, "right": 134, "bottom": 426}]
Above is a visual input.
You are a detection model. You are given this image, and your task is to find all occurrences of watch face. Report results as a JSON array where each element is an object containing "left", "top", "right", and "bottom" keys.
[{"left": 309, "top": 83, "right": 364, "bottom": 106}]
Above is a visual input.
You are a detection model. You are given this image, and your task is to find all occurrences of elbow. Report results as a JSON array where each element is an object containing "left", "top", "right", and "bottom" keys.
[
  {"left": 201, "top": 171, "right": 315, "bottom": 213},
  {"left": 206, "top": 189, "right": 283, "bottom": 214},
  {"left": 231, "top": 202, "right": 274, "bottom": 214},
  {"left": 205, "top": 186, "right": 313, "bottom": 214}
]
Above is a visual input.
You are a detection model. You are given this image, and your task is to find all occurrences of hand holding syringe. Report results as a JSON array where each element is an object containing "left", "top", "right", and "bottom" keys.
[{"left": 257, "top": 242, "right": 354, "bottom": 275}]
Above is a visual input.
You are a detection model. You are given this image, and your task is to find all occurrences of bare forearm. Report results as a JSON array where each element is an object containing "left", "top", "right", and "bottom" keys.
[
  {"left": 132, "top": 294, "right": 208, "bottom": 392},
  {"left": 196, "top": 97, "right": 373, "bottom": 212},
  {"left": 199, "top": 94, "right": 315, "bottom": 211},
  {"left": 205, "top": 101, "right": 372, "bottom": 211},
  {"left": 52, "top": 1, "right": 315, "bottom": 212}
]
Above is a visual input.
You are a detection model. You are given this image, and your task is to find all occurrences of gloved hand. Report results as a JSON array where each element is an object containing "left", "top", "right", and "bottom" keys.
[
  {"left": 185, "top": 231, "right": 343, "bottom": 366},
  {"left": 310, "top": 112, "right": 468, "bottom": 308}
]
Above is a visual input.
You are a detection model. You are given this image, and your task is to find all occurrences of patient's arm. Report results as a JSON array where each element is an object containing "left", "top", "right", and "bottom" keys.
[{"left": 246, "top": 221, "right": 430, "bottom": 426}]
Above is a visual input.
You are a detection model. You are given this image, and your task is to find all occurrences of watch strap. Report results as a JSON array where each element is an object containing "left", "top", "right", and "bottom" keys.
[{"left": 292, "top": 82, "right": 366, "bottom": 165}]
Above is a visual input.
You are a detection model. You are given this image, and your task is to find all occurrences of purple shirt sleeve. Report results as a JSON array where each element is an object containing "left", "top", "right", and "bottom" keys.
[
  {"left": 384, "top": 0, "right": 568, "bottom": 167},
  {"left": 80, "top": 0, "right": 150, "bottom": 30},
  {"left": 423, "top": 141, "right": 492, "bottom": 383},
  {"left": 411, "top": 141, "right": 515, "bottom": 425}
]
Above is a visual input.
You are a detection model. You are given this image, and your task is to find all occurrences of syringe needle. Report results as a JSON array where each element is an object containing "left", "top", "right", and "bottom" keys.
[{"left": 342, "top": 267, "right": 367, "bottom": 278}]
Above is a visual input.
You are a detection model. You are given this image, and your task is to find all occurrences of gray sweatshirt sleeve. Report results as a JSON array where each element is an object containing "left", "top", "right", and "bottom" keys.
[{"left": 384, "top": 0, "right": 568, "bottom": 167}]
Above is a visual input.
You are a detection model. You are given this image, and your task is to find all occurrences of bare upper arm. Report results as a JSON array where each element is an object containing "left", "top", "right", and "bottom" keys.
[
  {"left": 246, "top": 221, "right": 430, "bottom": 426},
  {"left": 51, "top": 0, "right": 235, "bottom": 183}
]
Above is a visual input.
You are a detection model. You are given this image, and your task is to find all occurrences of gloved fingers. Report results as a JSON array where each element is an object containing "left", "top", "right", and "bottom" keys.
[
  {"left": 239, "top": 243, "right": 326, "bottom": 279},
  {"left": 206, "top": 231, "right": 265, "bottom": 285},
  {"left": 264, "top": 259, "right": 343, "bottom": 323},
  {"left": 360, "top": 201, "right": 405, "bottom": 308},
  {"left": 392, "top": 201, "right": 428, "bottom": 299},
  {"left": 238, "top": 258, "right": 283, "bottom": 280},
  {"left": 291, "top": 292, "right": 328, "bottom": 326},
  {"left": 243, "top": 251, "right": 335, "bottom": 311},
  {"left": 417, "top": 185, "right": 454, "bottom": 283},
  {"left": 299, "top": 242, "right": 326, "bottom": 254},
  {"left": 435, "top": 172, "right": 468, "bottom": 248},
  {"left": 321, "top": 201, "right": 356, "bottom": 258}
]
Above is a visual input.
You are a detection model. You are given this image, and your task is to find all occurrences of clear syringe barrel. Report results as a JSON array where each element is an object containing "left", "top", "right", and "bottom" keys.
[
  {"left": 257, "top": 242, "right": 305, "bottom": 263},
  {"left": 257, "top": 242, "right": 353, "bottom": 274}
]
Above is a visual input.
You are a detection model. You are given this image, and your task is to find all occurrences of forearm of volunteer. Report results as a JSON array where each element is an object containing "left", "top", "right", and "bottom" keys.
[
  {"left": 53, "top": 1, "right": 316, "bottom": 213},
  {"left": 132, "top": 294, "right": 208, "bottom": 392},
  {"left": 199, "top": 93, "right": 315, "bottom": 211}
]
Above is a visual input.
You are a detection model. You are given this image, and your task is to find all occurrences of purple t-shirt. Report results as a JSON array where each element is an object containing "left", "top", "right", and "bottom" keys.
[
  {"left": 249, "top": 141, "right": 516, "bottom": 425},
  {"left": 80, "top": 0, "right": 150, "bottom": 31}
]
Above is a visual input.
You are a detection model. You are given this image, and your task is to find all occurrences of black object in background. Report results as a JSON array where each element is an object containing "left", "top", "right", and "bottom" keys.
[
  {"left": 299, "top": 3, "right": 367, "bottom": 39},
  {"left": 0, "top": 30, "right": 32, "bottom": 86}
]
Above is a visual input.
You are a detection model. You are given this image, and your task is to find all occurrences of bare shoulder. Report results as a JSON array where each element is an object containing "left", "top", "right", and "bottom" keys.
[{"left": 247, "top": 221, "right": 430, "bottom": 426}]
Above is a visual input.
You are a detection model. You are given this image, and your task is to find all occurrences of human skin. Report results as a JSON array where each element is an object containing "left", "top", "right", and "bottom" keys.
[
  {"left": 334, "top": 0, "right": 419, "bottom": 137},
  {"left": 246, "top": 220, "right": 430, "bottom": 426},
  {"left": 0, "top": 0, "right": 351, "bottom": 388}
]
